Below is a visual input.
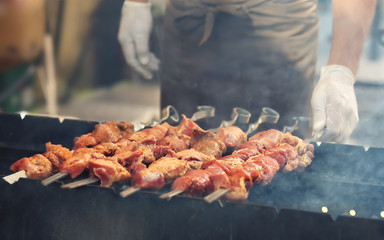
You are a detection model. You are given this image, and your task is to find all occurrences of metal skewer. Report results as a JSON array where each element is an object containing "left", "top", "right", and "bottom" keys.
[
  {"left": 159, "top": 189, "right": 184, "bottom": 199},
  {"left": 209, "top": 107, "right": 251, "bottom": 132},
  {"left": 134, "top": 105, "right": 180, "bottom": 131},
  {"left": 41, "top": 172, "right": 68, "bottom": 186},
  {"left": 204, "top": 188, "right": 229, "bottom": 203},
  {"left": 2, "top": 170, "right": 27, "bottom": 184},
  {"left": 190, "top": 105, "right": 215, "bottom": 122},
  {"left": 120, "top": 186, "right": 141, "bottom": 198},
  {"left": 61, "top": 177, "right": 99, "bottom": 189},
  {"left": 282, "top": 116, "right": 312, "bottom": 134},
  {"left": 245, "top": 107, "right": 280, "bottom": 136}
]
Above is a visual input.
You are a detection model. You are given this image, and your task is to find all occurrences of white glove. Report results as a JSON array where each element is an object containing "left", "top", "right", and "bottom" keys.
[
  {"left": 118, "top": 1, "right": 159, "bottom": 79},
  {"left": 311, "top": 65, "right": 359, "bottom": 143}
]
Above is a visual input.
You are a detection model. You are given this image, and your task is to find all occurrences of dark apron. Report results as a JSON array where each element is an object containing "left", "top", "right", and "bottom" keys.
[{"left": 160, "top": 0, "right": 319, "bottom": 130}]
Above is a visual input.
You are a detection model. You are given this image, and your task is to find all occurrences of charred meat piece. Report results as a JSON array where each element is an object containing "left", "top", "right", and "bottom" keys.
[
  {"left": 88, "top": 158, "right": 131, "bottom": 187},
  {"left": 11, "top": 154, "right": 53, "bottom": 179},
  {"left": 73, "top": 121, "right": 134, "bottom": 149},
  {"left": 215, "top": 126, "right": 247, "bottom": 153},
  {"left": 189, "top": 131, "right": 227, "bottom": 159},
  {"left": 249, "top": 129, "right": 283, "bottom": 149},
  {"left": 42, "top": 142, "right": 72, "bottom": 170}
]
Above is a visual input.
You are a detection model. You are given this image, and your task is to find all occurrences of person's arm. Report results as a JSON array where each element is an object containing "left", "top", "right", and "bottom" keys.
[
  {"left": 328, "top": 0, "right": 377, "bottom": 75},
  {"left": 311, "top": 0, "right": 377, "bottom": 143}
]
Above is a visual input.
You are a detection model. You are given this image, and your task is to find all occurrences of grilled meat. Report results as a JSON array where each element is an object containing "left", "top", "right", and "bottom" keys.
[
  {"left": 249, "top": 129, "right": 283, "bottom": 149},
  {"left": 88, "top": 158, "right": 131, "bottom": 187},
  {"left": 73, "top": 121, "right": 134, "bottom": 149},
  {"left": 42, "top": 142, "right": 73, "bottom": 170},
  {"left": 190, "top": 131, "right": 227, "bottom": 158},
  {"left": 215, "top": 126, "right": 247, "bottom": 152},
  {"left": 10, "top": 154, "right": 52, "bottom": 179}
]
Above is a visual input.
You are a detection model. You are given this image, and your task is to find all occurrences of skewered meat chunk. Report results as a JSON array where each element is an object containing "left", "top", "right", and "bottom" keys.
[
  {"left": 249, "top": 129, "right": 283, "bottom": 149},
  {"left": 247, "top": 155, "right": 279, "bottom": 186},
  {"left": 88, "top": 158, "right": 131, "bottom": 187},
  {"left": 174, "top": 114, "right": 205, "bottom": 137},
  {"left": 148, "top": 157, "right": 189, "bottom": 180},
  {"left": 127, "top": 162, "right": 147, "bottom": 176},
  {"left": 222, "top": 148, "right": 261, "bottom": 161},
  {"left": 238, "top": 140, "right": 264, "bottom": 152},
  {"left": 225, "top": 166, "right": 253, "bottom": 202},
  {"left": 10, "top": 154, "right": 52, "bottom": 179},
  {"left": 131, "top": 169, "right": 165, "bottom": 189},
  {"left": 202, "top": 160, "right": 231, "bottom": 190},
  {"left": 157, "top": 127, "right": 190, "bottom": 153},
  {"left": 217, "top": 158, "right": 244, "bottom": 169},
  {"left": 73, "top": 121, "right": 134, "bottom": 149},
  {"left": 280, "top": 132, "right": 315, "bottom": 168},
  {"left": 167, "top": 148, "right": 216, "bottom": 171},
  {"left": 263, "top": 143, "right": 299, "bottom": 172},
  {"left": 242, "top": 161, "right": 263, "bottom": 184},
  {"left": 129, "top": 123, "right": 170, "bottom": 144},
  {"left": 215, "top": 126, "right": 247, "bottom": 152},
  {"left": 59, "top": 148, "right": 95, "bottom": 178},
  {"left": 131, "top": 157, "right": 189, "bottom": 189},
  {"left": 42, "top": 142, "right": 72, "bottom": 170},
  {"left": 190, "top": 131, "right": 226, "bottom": 158},
  {"left": 171, "top": 170, "right": 214, "bottom": 196},
  {"left": 169, "top": 149, "right": 215, "bottom": 162}
]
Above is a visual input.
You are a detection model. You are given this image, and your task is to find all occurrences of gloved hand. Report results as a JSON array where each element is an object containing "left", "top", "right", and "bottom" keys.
[
  {"left": 310, "top": 65, "right": 359, "bottom": 143},
  {"left": 118, "top": 0, "right": 159, "bottom": 79}
]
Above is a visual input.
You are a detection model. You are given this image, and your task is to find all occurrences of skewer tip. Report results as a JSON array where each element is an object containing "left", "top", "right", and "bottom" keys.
[
  {"left": 204, "top": 188, "right": 229, "bottom": 204},
  {"left": 2, "top": 170, "right": 27, "bottom": 184},
  {"left": 120, "top": 186, "right": 140, "bottom": 198},
  {"left": 159, "top": 189, "right": 184, "bottom": 200}
]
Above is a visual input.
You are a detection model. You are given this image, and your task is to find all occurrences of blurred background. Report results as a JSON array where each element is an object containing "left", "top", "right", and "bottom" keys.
[{"left": 0, "top": 0, "right": 384, "bottom": 147}]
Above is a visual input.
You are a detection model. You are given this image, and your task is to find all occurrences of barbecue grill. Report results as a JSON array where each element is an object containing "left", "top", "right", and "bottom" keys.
[{"left": 1, "top": 112, "right": 384, "bottom": 240}]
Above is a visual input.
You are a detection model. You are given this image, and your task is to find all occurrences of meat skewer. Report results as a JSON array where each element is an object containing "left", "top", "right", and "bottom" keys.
[
  {"left": 160, "top": 128, "right": 313, "bottom": 202},
  {"left": 7, "top": 142, "right": 73, "bottom": 185},
  {"left": 60, "top": 123, "right": 173, "bottom": 189},
  {"left": 123, "top": 125, "right": 245, "bottom": 198},
  {"left": 64, "top": 114, "right": 203, "bottom": 191},
  {"left": 203, "top": 130, "right": 314, "bottom": 203},
  {"left": 39, "top": 121, "right": 135, "bottom": 185}
]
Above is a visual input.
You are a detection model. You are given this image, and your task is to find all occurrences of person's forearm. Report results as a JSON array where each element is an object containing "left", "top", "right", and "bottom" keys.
[{"left": 328, "top": 0, "right": 377, "bottom": 75}]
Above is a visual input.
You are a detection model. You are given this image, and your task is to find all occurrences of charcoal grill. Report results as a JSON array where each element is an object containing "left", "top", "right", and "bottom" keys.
[{"left": 1, "top": 113, "right": 384, "bottom": 240}]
